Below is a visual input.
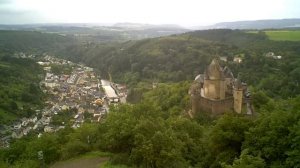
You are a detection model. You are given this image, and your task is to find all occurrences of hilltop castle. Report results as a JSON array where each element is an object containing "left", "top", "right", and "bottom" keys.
[{"left": 189, "top": 58, "right": 253, "bottom": 115}]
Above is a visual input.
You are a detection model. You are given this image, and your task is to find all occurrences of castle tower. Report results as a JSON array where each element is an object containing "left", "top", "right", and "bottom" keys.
[
  {"left": 203, "top": 58, "right": 226, "bottom": 100},
  {"left": 223, "top": 66, "right": 234, "bottom": 94},
  {"left": 189, "top": 82, "right": 201, "bottom": 115},
  {"left": 233, "top": 78, "right": 243, "bottom": 113}
]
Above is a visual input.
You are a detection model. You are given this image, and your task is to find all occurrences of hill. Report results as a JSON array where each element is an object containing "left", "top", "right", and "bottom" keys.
[
  {"left": 198, "top": 18, "right": 300, "bottom": 29},
  {"left": 1, "top": 29, "right": 300, "bottom": 168},
  {"left": 1, "top": 29, "right": 300, "bottom": 99},
  {"left": 0, "top": 30, "right": 74, "bottom": 54},
  {"left": 55, "top": 29, "right": 300, "bottom": 99},
  {"left": 0, "top": 56, "right": 44, "bottom": 124},
  {"left": 0, "top": 24, "right": 188, "bottom": 43}
]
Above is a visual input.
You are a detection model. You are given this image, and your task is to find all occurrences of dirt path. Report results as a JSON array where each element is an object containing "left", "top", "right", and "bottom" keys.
[{"left": 51, "top": 157, "right": 109, "bottom": 168}]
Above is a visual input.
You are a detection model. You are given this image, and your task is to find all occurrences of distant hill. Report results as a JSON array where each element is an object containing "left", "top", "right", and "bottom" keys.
[
  {"left": 113, "top": 22, "right": 184, "bottom": 29},
  {"left": 0, "top": 30, "right": 74, "bottom": 53},
  {"left": 0, "top": 23, "right": 188, "bottom": 43},
  {"left": 196, "top": 18, "right": 300, "bottom": 30}
]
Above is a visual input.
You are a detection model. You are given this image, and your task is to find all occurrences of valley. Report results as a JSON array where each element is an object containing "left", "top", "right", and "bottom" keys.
[
  {"left": 1, "top": 0, "right": 300, "bottom": 167},
  {"left": 0, "top": 54, "right": 127, "bottom": 148},
  {"left": 0, "top": 27, "right": 300, "bottom": 168}
]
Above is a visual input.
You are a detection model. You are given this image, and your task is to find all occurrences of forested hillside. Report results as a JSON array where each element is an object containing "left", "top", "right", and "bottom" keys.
[
  {"left": 55, "top": 29, "right": 300, "bottom": 99},
  {"left": 1, "top": 29, "right": 300, "bottom": 167},
  {"left": 0, "top": 56, "right": 44, "bottom": 123},
  {"left": 2, "top": 29, "right": 300, "bottom": 98},
  {"left": 0, "top": 30, "right": 74, "bottom": 54},
  {"left": 0, "top": 31, "right": 74, "bottom": 123}
]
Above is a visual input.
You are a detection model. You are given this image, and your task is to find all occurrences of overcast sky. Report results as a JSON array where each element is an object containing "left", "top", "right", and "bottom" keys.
[{"left": 0, "top": 0, "right": 300, "bottom": 27}]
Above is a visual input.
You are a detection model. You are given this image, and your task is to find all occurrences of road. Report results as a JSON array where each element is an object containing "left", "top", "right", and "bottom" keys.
[{"left": 51, "top": 157, "right": 109, "bottom": 168}]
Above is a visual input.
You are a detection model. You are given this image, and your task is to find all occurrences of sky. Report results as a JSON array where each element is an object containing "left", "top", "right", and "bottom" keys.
[{"left": 0, "top": 0, "right": 300, "bottom": 27}]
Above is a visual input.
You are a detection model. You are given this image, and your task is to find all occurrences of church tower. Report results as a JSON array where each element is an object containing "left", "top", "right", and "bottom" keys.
[{"left": 203, "top": 58, "right": 226, "bottom": 100}]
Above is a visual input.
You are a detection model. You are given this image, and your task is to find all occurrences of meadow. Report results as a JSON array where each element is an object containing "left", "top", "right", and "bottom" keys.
[{"left": 248, "top": 30, "right": 300, "bottom": 41}]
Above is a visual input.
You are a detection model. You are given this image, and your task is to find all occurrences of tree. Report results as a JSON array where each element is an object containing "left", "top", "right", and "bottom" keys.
[
  {"left": 243, "top": 97, "right": 300, "bottom": 167},
  {"left": 207, "top": 113, "right": 253, "bottom": 167},
  {"left": 222, "top": 149, "right": 266, "bottom": 168}
]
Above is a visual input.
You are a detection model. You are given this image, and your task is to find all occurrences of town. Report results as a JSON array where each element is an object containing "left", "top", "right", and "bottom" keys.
[{"left": 0, "top": 54, "right": 127, "bottom": 148}]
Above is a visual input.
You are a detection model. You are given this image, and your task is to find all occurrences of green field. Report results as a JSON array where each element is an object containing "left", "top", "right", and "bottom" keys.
[
  {"left": 246, "top": 30, "right": 300, "bottom": 41},
  {"left": 265, "top": 30, "right": 300, "bottom": 41}
]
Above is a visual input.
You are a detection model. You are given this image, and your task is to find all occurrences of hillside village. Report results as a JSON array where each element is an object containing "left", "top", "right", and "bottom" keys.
[{"left": 0, "top": 54, "right": 127, "bottom": 148}]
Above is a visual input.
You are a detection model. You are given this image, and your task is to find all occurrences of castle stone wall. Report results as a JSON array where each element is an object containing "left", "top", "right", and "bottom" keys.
[
  {"left": 191, "top": 95, "right": 234, "bottom": 115},
  {"left": 203, "top": 79, "right": 225, "bottom": 100}
]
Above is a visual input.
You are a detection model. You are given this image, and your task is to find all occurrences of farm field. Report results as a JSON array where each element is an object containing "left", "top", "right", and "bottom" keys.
[
  {"left": 247, "top": 30, "right": 300, "bottom": 41},
  {"left": 265, "top": 30, "right": 300, "bottom": 41}
]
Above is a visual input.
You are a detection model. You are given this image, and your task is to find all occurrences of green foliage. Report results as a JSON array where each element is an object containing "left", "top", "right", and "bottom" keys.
[
  {"left": 11, "top": 160, "right": 40, "bottom": 168},
  {"left": 204, "top": 114, "right": 254, "bottom": 167},
  {"left": 251, "top": 91, "right": 270, "bottom": 109},
  {"left": 142, "top": 82, "right": 190, "bottom": 113},
  {"left": 58, "top": 34, "right": 237, "bottom": 84},
  {"left": 0, "top": 56, "right": 44, "bottom": 123},
  {"left": 222, "top": 150, "right": 266, "bottom": 168},
  {"left": 0, "top": 123, "right": 100, "bottom": 166},
  {"left": 51, "top": 108, "right": 76, "bottom": 125},
  {"left": 2, "top": 92, "right": 300, "bottom": 168},
  {"left": 103, "top": 103, "right": 202, "bottom": 167},
  {"left": 50, "top": 63, "right": 73, "bottom": 75},
  {"left": 243, "top": 96, "right": 300, "bottom": 167},
  {"left": 61, "top": 124, "right": 100, "bottom": 159}
]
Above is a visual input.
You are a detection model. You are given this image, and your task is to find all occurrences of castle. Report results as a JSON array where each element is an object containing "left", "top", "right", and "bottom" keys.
[{"left": 189, "top": 58, "right": 253, "bottom": 115}]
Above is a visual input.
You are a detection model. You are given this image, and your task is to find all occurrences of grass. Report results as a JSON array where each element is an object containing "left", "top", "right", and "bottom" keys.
[
  {"left": 246, "top": 30, "right": 300, "bottom": 41},
  {"left": 265, "top": 30, "right": 300, "bottom": 41}
]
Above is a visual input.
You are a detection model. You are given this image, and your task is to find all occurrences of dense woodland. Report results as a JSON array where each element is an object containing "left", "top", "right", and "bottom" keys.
[
  {"left": 0, "top": 56, "right": 44, "bottom": 124},
  {"left": 52, "top": 29, "right": 300, "bottom": 98},
  {"left": 0, "top": 29, "right": 300, "bottom": 167}
]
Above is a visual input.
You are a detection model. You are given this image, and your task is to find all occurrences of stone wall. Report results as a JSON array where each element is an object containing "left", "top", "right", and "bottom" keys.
[
  {"left": 203, "top": 79, "right": 225, "bottom": 100},
  {"left": 233, "top": 89, "right": 243, "bottom": 114},
  {"left": 191, "top": 95, "right": 234, "bottom": 115}
]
